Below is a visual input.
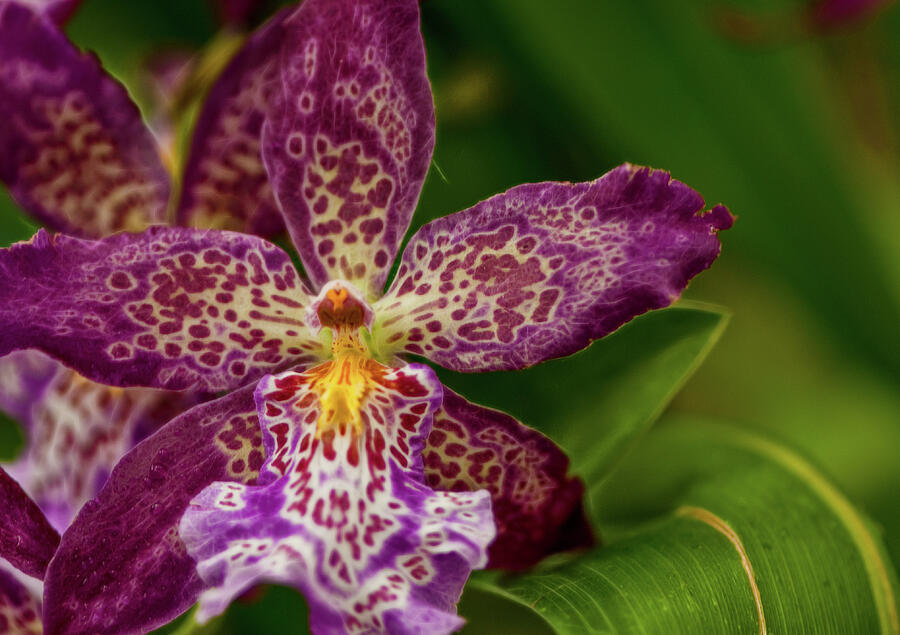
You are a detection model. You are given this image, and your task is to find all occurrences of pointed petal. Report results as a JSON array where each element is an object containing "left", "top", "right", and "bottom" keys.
[
  {"left": 425, "top": 389, "right": 592, "bottom": 570},
  {"left": 181, "top": 365, "right": 494, "bottom": 634},
  {"left": 176, "top": 8, "right": 293, "bottom": 237},
  {"left": 42, "top": 386, "right": 263, "bottom": 635},
  {"left": 0, "top": 566, "right": 41, "bottom": 635},
  {"left": 5, "top": 360, "right": 199, "bottom": 531},
  {"left": 262, "top": 0, "right": 435, "bottom": 297},
  {"left": 0, "top": 2, "right": 169, "bottom": 237},
  {"left": 374, "top": 165, "right": 733, "bottom": 371},
  {"left": 0, "top": 466, "right": 59, "bottom": 580},
  {"left": 0, "top": 227, "right": 325, "bottom": 391}
]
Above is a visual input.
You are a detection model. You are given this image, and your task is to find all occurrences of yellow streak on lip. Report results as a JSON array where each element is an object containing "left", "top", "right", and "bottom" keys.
[
  {"left": 676, "top": 505, "right": 767, "bottom": 635},
  {"left": 309, "top": 351, "right": 372, "bottom": 439}
]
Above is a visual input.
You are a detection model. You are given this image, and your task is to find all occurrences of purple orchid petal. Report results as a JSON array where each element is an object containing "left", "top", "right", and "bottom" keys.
[
  {"left": 262, "top": 0, "right": 435, "bottom": 297},
  {"left": 42, "top": 386, "right": 263, "bottom": 635},
  {"left": 0, "top": 351, "right": 59, "bottom": 424},
  {"left": 11, "top": 0, "right": 81, "bottom": 24},
  {"left": 176, "top": 8, "right": 293, "bottom": 238},
  {"left": 0, "top": 566, "right": 41, "bottom": 635},
  {"left": 4, "top": 359, "right": 199, "bottom": 531},
  {"left": 0, "top": 2, "right": 169, "bottom": 237},
  {"left": 374, "top": 165, "right": 734, "bottom": 371},
  {"left": 181, "top": 364, "right": 493, "bottom": 633},
  {"left": 0, "top": 227, "right": 326, "bottom": 391},
  {"left": 425, "top": 388, "right": 592, "bottom": 570},
  {"left": 0, "top": 465, "right": 59, "bottom": 580}
]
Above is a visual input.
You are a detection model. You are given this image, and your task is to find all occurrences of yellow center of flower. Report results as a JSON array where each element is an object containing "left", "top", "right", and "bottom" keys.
[{"left": 308, "top": 284, "right": 378, "bottom": 438}]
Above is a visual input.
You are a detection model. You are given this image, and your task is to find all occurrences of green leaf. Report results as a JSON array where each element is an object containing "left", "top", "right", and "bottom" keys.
[
  {"left": 472, "top": 418, "right": 900, "bottom": 634},
  {"left": 437, "top": 305, "right": 728, "bottom": 484}
]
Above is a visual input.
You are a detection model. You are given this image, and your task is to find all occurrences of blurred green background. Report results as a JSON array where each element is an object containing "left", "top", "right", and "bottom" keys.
[{"left": 1, "top": 0, "right": 898, "bottom": 631}]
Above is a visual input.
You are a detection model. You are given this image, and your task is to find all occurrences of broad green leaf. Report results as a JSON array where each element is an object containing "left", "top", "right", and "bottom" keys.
[
  {"left": 437, "top": 305, "right": 728, "bottom": 484},
  {"left": 473, "top": 418, "right": 900, "bottom": 634}
]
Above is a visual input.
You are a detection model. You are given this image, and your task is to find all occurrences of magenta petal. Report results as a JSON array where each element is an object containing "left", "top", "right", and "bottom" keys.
[
  {"left": 0, "top": 227, "right": 324, "bottom": 391},
  {"left": 0, "top": 2, "right": 169, "bottom": 237},
  {"left": 0, "top": 351, "right": 59, "bottom": 424},
  {"left": 0, "top": 466, "right": 59, "bottom": 580},
  {"left": 176, "top": 8, "right": 293, "bottom": 237},
  {"left": 4, "top": 356, "right": 199, "bottom": 531},
  {"left": 42, "top": 386, "right": 263, "bottom": 635},
  {"left": 375, "top": 164, "right": 733, "bottom": 371},
  {"left": 181, "top": 365, "right": 494, "bottom": 633},
  {"left": 425, "top": 389, "right": 592, "bottom": 570},
  {"left": 262, "top": 0, "right": 435, "bottom": 297},
  {"left": 10, "top": 0, "right": 81, "bottom": 24},
  {"left": 0, "top": 566, "right": 41, "bottom": 635}
]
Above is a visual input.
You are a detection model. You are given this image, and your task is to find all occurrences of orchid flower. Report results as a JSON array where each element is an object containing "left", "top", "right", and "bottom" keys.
[
  {"left": 0, "top": 464, "right": 57, "bottom": 633},
  {"left": 0, "top": 0, "right": 732, "bottom": 632}
]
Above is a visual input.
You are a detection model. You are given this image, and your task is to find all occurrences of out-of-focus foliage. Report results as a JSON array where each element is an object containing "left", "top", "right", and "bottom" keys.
[{"left": 1, "top": 0, "right": 898, "bottom": 632}]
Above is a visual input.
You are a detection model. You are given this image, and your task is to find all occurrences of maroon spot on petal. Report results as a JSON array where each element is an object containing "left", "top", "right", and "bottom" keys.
[
  {"left": 444, "top": 443, "right": 466, "bottom": 458},
  {"left": 433, "top": 336, "right": 452, "bottom": 349},
  {"left": 374, "top": 250, "right": 389, "bottom": 268},
  {"left": 287, "top": 135, "right": 303, "bottom": 156},
  {"left": 426, "top": 320, "right": 442, "bottom": 333},
  {"left": 216, "top": 292, "right": 233, "bottom": 303},
  {"left": 159, "top": 321, "right": 181, "bottom": 335},
  {"left": 516, "top": 237, "right": 537, "bottom": 254},
  {"left": 165, "top": 343, "right": 181, "bottom": 357},
  {"left": 366, "top": 178, "right": 392, "bottom": 208},
  {"left": 109, "top": 343, "right": 130, "bottom": 359},
  {"left": 189, "top": 324, "right": 211, "bottom": 338},
  {"left": 199, "top": 352, "right": 221, "bottom": 366},
  {"left": 343, "top": 233, "right": 358, "bottom": 244},
  {"left": 248, "top": 450, "right": 264, "bottom": 471},
  {"left": 318, "top": 240, "right": 334, "bottom": 256},
  {"left": 451, "top": 309, "right": 466, "bottom": 321},
  {"left": 231, "top": 459, "right": 246, "bottom": 473},
  {"left": 313, "top": 196, "right": 329, "bottom": 215},
  {"left": 230, "top": 361, "right": 246, "bottom": 376},
  {"left": 136, "top": 334, "right": 157, "bottom": 350},
  {"left": 532, "top": 288, "right": 559, "bottom": 323},
  {"left": 224, "top": 309, "right": 237, "bottom": 322},
  {"left": 108, "top": 272, "right": 132, "bottom": 289}
]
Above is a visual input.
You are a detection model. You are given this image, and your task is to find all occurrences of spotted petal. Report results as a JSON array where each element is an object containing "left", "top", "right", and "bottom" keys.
[
  {"left": 425, "top": 389, "right": 592, "bottom": 570},
  {"left": 181, "top": 364, "right": 494, "bottom": 633},
  {"left": 0, "top": 227, "right": 325, "bottom": 390},
  {"left": 0, "top": 350, "right": 59, "bottom": 424},
  {"left": 176, "top": 8, "right": 293, "bottom": 237},
  {"left": 4, "top": 357, "right": 198, "bottom": 531},
  {"left": 0, "top": 2, "right": 169, "bottom": 237},
  {"left": 262, "top": 0, "right": 435, "bottom": 297},
  {"left": 374, "top": 165, "right": 734, "bottom": 371},
  {"left": 0, "top": 566, "right": 41, "bottom": 635},
  {"left": 0, "top": 465, "right": 59, "bottom": 580},
  {"left": 42, "top": 386, "right": 264, "bottom": 635}
]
